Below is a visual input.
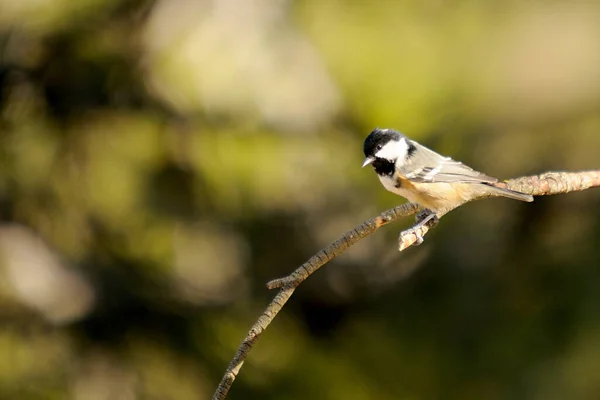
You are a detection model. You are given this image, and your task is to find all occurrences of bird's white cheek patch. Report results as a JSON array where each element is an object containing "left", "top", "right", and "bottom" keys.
[{"left": 375, "top": 138, "right": 409, "bottom": 161}]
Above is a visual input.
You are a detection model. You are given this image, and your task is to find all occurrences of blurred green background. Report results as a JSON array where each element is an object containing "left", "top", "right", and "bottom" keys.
[{"left": 0, "top": 0, "right": 599, "bottom": 399}]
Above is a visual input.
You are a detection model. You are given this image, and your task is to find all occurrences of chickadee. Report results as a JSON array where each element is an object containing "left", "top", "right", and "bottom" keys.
[{"left": 363, "top": 128, "right": 533, "bottom": 241}]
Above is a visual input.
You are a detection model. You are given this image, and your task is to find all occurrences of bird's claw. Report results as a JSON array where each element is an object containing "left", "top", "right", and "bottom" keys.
[
  {"left": 399, "top": 226, "right": 424, "bottom": 250},
  {"left": 412, "top": 229, "right": 424, "bottom": 246}
]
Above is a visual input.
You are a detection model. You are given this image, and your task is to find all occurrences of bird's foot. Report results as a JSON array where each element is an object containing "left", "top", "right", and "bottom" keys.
[
  {"left": 415, "top": 209, "right": 439, "bottom": 228},
  {"left": 399, "top": 210, "right": 439, "bottom": 250}
]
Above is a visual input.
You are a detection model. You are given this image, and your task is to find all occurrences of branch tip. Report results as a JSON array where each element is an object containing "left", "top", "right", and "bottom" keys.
[{"left": 266, "top": 278, "right": 286, "bottom": 290}]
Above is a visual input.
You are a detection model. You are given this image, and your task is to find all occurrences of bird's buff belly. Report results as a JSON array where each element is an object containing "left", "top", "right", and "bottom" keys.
[{"left": 378, "top": 174, "right": 468, "bottom": 213}]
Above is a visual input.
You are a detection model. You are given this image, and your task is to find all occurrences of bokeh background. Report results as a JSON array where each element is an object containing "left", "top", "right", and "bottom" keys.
[{"left": 0, "top": 0, "right": 599, "bottom": 399}]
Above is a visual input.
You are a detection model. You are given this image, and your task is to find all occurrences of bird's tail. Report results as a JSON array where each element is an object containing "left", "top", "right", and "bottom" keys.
[{"left": 484, "top": 183, "right": 534, "bottom": 202}]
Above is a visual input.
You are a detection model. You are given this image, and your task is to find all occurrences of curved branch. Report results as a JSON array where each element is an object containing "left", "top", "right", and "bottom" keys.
[{"left": 212, "top": 170, "right": 599, "bottom": 400}]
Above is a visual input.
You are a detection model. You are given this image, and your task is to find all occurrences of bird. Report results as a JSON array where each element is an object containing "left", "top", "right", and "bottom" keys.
[{"left": 362, "top": 128, "right": 533, "bottom": 244}]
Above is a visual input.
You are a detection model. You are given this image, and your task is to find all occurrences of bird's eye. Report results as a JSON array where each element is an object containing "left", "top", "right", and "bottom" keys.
[{"left": 376, "top": 144, "right": 383, "bottom": 151}]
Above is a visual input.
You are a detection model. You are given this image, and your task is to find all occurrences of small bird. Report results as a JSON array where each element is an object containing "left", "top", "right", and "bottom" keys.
[{"left": 363, "top": 128, "right": 533, "bottom": 243}]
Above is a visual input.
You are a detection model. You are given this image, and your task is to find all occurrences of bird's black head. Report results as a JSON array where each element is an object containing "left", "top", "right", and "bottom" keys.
[
  {"left": 362, "top": 128, "right": 406, "bottom": 176},
  {"left": 363, "top": 128, "right": 403, "bottom": 158}
]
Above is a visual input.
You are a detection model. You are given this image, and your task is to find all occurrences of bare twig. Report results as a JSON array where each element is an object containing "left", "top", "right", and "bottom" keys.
[{"left": 212, "top": 170, "right": 600, "bottom": 400}]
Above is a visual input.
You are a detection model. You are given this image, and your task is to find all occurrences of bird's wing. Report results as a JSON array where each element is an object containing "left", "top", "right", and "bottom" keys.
[{"left": 398, "top": 141, "right": 498, "bottom": 184}]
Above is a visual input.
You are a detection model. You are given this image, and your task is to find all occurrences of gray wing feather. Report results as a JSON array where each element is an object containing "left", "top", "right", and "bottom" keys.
[{"left": 399, "top": 141, "right": 497, "bottom": 184}]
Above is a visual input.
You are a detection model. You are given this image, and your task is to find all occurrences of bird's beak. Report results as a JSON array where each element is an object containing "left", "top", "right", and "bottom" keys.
[{"left": 362, "top": 157, "right": 375, "bottom": 168}]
